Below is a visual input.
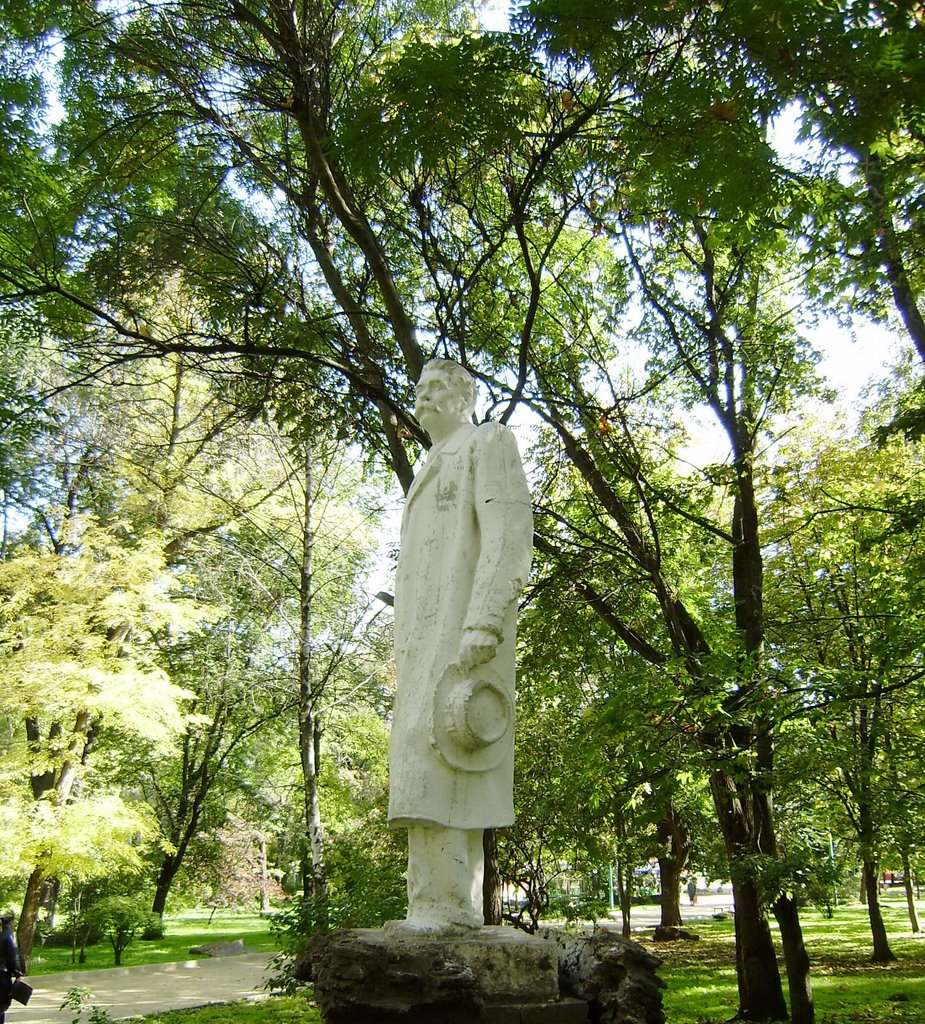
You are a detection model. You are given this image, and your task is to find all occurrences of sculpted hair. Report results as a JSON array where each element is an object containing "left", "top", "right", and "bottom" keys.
[{"left": 422, "top": 358, "right": 477, "bottom": 416}]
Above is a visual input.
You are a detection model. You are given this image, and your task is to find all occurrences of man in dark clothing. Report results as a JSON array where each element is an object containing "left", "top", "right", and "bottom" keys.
[{"left": 0, "top": 912, "right": 22, "bottom": 1024}]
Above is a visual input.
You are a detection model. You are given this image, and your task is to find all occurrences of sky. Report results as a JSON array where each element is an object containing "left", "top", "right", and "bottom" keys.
[{"left": 472, "top": 5, "right": 901, "bottom": 414}]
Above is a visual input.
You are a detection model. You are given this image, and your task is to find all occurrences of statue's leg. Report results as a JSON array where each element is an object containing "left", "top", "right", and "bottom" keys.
[
  {"left": 466, "top": 827, "right": 485, "bottom": 922},
  {"left": 401, "top": 824, "right": 484, "bottom": 931}
]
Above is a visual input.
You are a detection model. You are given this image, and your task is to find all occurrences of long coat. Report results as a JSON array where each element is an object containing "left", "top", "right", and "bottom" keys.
[{"left": 388, "top": 421, "right": 533, "bottom": 830}]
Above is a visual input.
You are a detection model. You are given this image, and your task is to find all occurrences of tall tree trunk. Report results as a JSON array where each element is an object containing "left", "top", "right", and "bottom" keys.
[
  {"left": 901, "top": 852, "right": 920, "bottom": 933},
  {"left": 709, "top": 476, "right": 787, "bottom": 1021},
  {"left": 152, "top": 856, "right": 180, "bottom": 917},
  {"left": 863, "top": 152, "right": 925, "bottom": 362},
  {"left": 722, "top": 458, "right": 800, "bottom": 1021},
  {"left": 540, "top": 360, "right": 794, "bottom": 1018},
  {"left": 620, "top": 862, "right": 634, "bottom": 939},
  {"left": 773, "top": 893, "right": 814, "bottom": 1024},
  {"left": 657, "top": 855, "right": 684, "bottom": 929},
  {"left": 612, "top": 847, "right": 634, "bottom": 940},
  {"left": 482, "top": 829, "right": 502, "bottom": 925},
  {"left": 613, "top": 806, "right": 634, "bottom": 939},
  {"left": 150, "top": 778, "right": 211, "bottom": 918},
  {"left": 656, "top": 803, "right": 689, "bottom": 928},
  {"left": 19, "top": 711, "right": 94, "bottom": 961},
  {"left": 299, "top": 446, "right": 327, "bottom": 925},
  {"left": 17, "top": 867, "right": 46, "bottom": 967},
  {"left": 711, "top": 770, "right": 788, "bottom": 1022},
  {"left": 42, "top": 878, "right": 60, "bottom": 931},
  {"left": 854, "top": 699, "right": 894, "bottom": 962},
  {"left": 730, "top": 875, "right": 787, "bottom": 1022},
  {"left": 863, "top": 857, "right": 896, "bottom": 962},
  {"left": 259, "top": 836, "right": 271, "bottom": 915}
]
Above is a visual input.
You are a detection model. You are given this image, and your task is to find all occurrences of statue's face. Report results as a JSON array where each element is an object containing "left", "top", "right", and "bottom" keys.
[{"left": 414, "top": 367, "right": 469, "bottom": 432}]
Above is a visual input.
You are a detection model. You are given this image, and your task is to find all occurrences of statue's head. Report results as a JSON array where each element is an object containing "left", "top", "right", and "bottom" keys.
[{"left": 414, "top": 359, "right": 476, "bottom": 434}]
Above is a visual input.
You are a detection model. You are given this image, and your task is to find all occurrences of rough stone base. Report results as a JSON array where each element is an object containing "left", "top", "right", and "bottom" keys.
[
  {"left": 303, "top": 926, "right": 664, "bottom": 1024},
  {"left": 538, "top": 929, "right": 665, "bottom": 1024},
  {"left": 306, "top": 927, "right": 560, "bottom": 1022},
  {"left": 482, "top": 998, "right": 589, "bottom": 1023}
]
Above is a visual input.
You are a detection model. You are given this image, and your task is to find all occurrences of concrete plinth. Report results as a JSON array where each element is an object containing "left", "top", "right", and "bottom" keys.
[
  {"left": 307, "top": 927, "right": 571, "bottom": 1023},
  {"left": 303, "top": 925, "right": 665, "bottom": 1024}
]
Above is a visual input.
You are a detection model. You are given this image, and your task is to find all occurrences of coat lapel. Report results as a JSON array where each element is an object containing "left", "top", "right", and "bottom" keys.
[{"left": 405, "top": 423, "right": 476, "bottom": 511}]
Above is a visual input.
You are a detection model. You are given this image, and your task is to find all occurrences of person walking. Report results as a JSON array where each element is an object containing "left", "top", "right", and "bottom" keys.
[{"left": 0, "top": 911, "right": 23, "bottom": 1024}]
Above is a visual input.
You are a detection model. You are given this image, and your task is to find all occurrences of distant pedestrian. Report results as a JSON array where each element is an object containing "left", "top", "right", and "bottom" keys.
[
  {"left": 0, "top": 911, "right": 23, "bottom": 1024},
  {"left": 687, "top": 877, "right": 698, "bottom": 905}
]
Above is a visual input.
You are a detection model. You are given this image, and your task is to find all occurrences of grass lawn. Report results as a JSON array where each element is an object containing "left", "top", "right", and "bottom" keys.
[
  {"left": 28, "top": 909, "right": 280, "bottom": 976},
  {"left": 122, "top": 899, "right": 925, "bottom": 1024},
  {"left": 651, "top": 896, "right": 925, "bottom": 1023},
  {"left": 29, "top": 898, "right": 925, "bottom": 1023},
  {"left": 130, "top": 995, "right": 321, "bottom": 1024}
]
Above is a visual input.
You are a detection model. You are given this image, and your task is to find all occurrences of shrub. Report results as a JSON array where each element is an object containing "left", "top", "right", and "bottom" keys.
[
  {"left": 86, "top": 897, "right": 150, "bottom": 966},
  {"left": 269, "top": 824, "right": 405, "bottom": 990},
  {"left": 140, "top": 913, "right": 166, "bottom": 941}
]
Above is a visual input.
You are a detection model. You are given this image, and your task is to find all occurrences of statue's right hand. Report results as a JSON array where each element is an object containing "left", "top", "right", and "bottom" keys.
[{"left": 458, "top": 628, "right": 498, "bottom": 672}]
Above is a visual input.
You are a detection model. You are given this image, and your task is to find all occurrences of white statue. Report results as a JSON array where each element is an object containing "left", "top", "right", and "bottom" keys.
[{"left": 388, "top": 358, "right": 533, "bottom": 933}]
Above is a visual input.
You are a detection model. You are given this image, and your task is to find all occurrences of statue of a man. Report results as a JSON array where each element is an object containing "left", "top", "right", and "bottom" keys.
[{"left": 388, "top": 358, "right": 533, "bottom": 932}]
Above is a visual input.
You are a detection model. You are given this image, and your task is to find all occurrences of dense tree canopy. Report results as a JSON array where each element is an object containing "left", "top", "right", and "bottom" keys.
[{"left": 1, "top": 2, "right": 924, "bottom": 1022}]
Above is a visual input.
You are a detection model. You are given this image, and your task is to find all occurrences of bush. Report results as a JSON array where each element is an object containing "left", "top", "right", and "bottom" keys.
[
  {"left": 546, "top": 890, "right": 611, "bottom": 929},
  {"left": 269, "top": 825, "right": 406, "bottom": 990},
  {"left": 140, "top": 913, "right": 166, "bottom": 941},
  {"left": 86, "top": 897, "right": 150, "bottom": 966},
  {"left": 40, "top": 925, "right": 103, "bottom": 949}
]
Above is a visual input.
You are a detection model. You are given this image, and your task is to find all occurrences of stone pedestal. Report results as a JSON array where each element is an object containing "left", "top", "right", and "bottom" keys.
[
  {"left": 302, "top": 926, "right": 664, "bottom": 1024},
  {"left": 305, "top": 926, "right": 584, "bottom": 1023},
  {"left": 538, "top": 929, "right": 665, "bottom": 1024}
]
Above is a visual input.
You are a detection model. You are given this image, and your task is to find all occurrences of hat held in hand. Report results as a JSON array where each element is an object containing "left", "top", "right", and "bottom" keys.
[{"left": 432, "top": 662, "right": 514, "bottom": 772}]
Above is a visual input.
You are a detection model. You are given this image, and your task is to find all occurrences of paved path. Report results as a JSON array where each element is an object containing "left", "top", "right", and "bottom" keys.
[
  {"left": 14, "top": 953, "right": 278, "bottom": 1023},
  {"left": 9, "top": 894, "right": 733, "bottom": 1023},
  {"left": 617, "top": 890, "right": 736, "bottom": 933}
]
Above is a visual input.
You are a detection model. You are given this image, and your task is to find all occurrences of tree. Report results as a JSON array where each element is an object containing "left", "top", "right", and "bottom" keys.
[
  {"left": 765, "top": 414, "right": 925, "bottom": 961},
  {"left": 0, "top": 522, "right": 192, "bottom": 963},
  {"left": 260, "top": 429, "right": 391, "bottom": 923},
  {"left": 1, "top": 7, "right": 919, "bottom": 1018},
  {"left": 87, "top": 895, "right": 150, "bottom": 966},
  {"left": 721, "top": 2, "right": 925, "bottom": 361}
]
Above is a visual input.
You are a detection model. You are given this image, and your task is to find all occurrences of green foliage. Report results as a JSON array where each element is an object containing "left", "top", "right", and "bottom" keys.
[
  {"left": 136, "top": 995, "right": 319, "bottom": 1024},
  {"left": 29, "top": 909, "right": 277, "bottom": 976},
  {"left": 0, "top": 523, "right": 191, "bottom": 735},
  {"left": 659, "top": 899, "right": 925, "bottom": 1024},
  {"left": 141, "top": 913, "right": 166, "bottom": 941},
  {"left": 0, "top": 521, "right": 192, "bottom": 888},
  {"left": 766, "top": 422, "right": 925, "bottom": 844},
  {"left": 86, "top": 896, "right": 151, "bottom": 966},
  {"left": 546, "top": 890, "right": 611, "bottom": 931},
  {"left": 270, "top": 822, "right": 405, "bottom": 971},
  {"left": 341, "top": 32, "right": 539, "bottom": 179},
  {"left": 61, "top": 985, "right": 114, "bottom": 1024}
]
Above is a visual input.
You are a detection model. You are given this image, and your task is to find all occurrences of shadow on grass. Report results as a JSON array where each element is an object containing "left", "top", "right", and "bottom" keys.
[
  {"left": 136, "top": 994, "right": 321, "bottom": 1024},
  {"left": 644, "top": 901, "right": 925, "bottom": 1024},
  {"left": 29, "top": 909, "right": 280, "bottom": 976}
]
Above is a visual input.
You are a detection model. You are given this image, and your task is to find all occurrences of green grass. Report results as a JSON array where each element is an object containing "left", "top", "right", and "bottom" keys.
[
  {"left": 651, "top": 897, "right": 925, "bottom": 1024},
  {"left": 129, "top": 995, "right": 321, "bottom": 1024},
  {"left": 120, "top": 900, "right": 925, "bottom": 1024},
  {"left": 32, "top": 899, "right": 925, "bottom": 1024},
  {"left": 28, "top": 909, "right": 280, "bottom": 976}
]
